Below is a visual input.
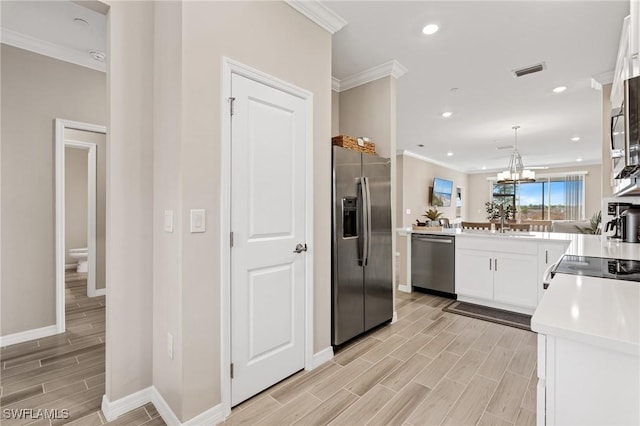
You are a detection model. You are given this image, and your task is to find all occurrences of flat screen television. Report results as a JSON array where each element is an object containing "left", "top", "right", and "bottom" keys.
[{"left": 432, "top": 177, "right": 453, "bottom": 207}]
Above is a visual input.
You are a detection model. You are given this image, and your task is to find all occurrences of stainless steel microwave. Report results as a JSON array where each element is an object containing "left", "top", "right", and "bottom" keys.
[{"left": 612, "top": 76, "right": 640, "bottom": 195}]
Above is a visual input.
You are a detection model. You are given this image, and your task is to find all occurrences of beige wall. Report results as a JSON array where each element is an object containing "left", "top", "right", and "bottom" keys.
[
  {"left": 151, "top": 0, "right": 184, "bottom": 417},
  {"left": 65, "top": 128, "right": 107, "bottom": 291},
  {"left": 104, "top": 0, "right": 154, "bottom": 402},
  {"left": 65, "top": 148, "right": 88, "bottom": 264},
  {"left": 466, "top": 164, "right": 603, "bottom": 222},
  {"left": 338, "top": 77, "right": 395, "bottom": 159},
  {"left": 332, "top": 90, "right": 340, "bottom": 136},
  {"left": 0, "top": 44, "right": 106, "bottom": 336},
  {"left": 396, "top": 153, "right": 469, "bottom": 285},
  {"left": 179, "top": 2, "right": 331, "bottom": 419}
]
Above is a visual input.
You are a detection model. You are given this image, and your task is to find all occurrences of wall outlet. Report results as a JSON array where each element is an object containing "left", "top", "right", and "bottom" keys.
[
  {"left": 167, "top": 333, "right": 174, "bottom": 359},
  {"left": 406, "top": 209, "right": 411, "bottom": 215}
]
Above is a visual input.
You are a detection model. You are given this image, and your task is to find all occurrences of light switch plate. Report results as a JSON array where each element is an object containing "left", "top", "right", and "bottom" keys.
[
  {"left": 164, "top": 210, "right": 173, "bottom": 233},
  {"left": 190, "top": 209, "right": 206, "bottom": 233},
  {"left": 406, "top": 209, "right": 411, "bottom": 215}
]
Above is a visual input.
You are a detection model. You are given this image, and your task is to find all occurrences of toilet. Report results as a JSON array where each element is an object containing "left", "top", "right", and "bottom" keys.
[{"left": 68, "top": 248, "right": 88, "bottom": 273}]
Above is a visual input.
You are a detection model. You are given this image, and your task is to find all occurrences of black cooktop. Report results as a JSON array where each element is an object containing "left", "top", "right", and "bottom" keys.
[{"left": 553, "top": 255, "right": 640, "bottom": 282}]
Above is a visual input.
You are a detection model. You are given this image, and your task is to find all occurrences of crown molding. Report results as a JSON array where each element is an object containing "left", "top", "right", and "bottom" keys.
[
  {"left": 397, "top": 149, "right": 468, "bottom": 174},
  {"left": 591, "top": 70, "right": 614, "bottom": 90},
  {"left": 334, "top": 60, "right": 408, "bottom": 92},
  {"left": 284, "top": 1, "right": 347, "bottom": 34},
  {"left": 331, "top": 76, "right": 341, "bottom": 92},
  {"left": 1, "top": 28, "right": 106, "bottom": 73}
]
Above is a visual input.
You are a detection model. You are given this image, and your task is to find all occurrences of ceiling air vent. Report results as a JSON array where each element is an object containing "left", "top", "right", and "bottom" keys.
[{"left": 512, "top": 62, "right": 546, "bottom": 78}]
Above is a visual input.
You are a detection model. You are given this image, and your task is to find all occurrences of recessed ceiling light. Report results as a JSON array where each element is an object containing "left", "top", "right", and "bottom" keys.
[
  {"left": 422, "top": 24, "right": 439, "bottom": 35},
  {"left": 442, "top": 111, "right": 453, "bottom": 118},
  {"left": 553, "top": 86, "right": 567, "bottom": 93},
  {"left": 417, "top": 144, "right": 425, "bottom": 148},
  {"left": 481, "top": 166, "right": 487, "bottom": 170},
  {"left": 571, "top": 136, "right": 581, "bottom": 142},
  {"left": 447, "top": 151, "right": 453, "bottom": 156},
  {"left": 576, "top": 157, "right": 583, "bottom": 162}
]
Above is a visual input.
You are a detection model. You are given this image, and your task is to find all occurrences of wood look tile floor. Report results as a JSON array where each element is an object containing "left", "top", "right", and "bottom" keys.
[
  {"left": 0, "top": 273, "right": 165, "bottom": 426},
  {"left": 225, "top": 291, "right": 537, "bottom": 426},
  {"left": 2, "top": 280, "right": 537, "bottom": 426}
]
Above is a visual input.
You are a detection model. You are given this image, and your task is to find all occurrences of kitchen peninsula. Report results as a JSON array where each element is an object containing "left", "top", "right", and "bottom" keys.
[{"left": 397, "top": 227, "right": 640, "bottom": 425}]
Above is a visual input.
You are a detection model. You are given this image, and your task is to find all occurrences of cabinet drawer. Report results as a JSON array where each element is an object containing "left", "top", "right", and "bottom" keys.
[{"left": 456, "top": 235, "right": 538, "bottom": 255}]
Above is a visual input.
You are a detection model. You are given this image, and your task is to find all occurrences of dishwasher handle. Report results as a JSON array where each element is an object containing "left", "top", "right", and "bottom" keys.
[{"left": 413, "top": 237, "right": 453, "bottom": 244}]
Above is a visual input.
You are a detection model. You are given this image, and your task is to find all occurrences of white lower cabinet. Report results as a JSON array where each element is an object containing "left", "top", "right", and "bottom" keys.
[
  {"left": 537, "top": 333, "right": 640, "bottom": 425},
  {"left": 493, "top": 252, "right": 538, "bottom": 308},
  {"left": 537, "top": 242, "right": 570, "bottom": 302},
  {"left": 456, "top": 249, "right": 494, "bottom": 299},
  {"left": 456, "top": 237, "right": 538, "bottom": 311}
]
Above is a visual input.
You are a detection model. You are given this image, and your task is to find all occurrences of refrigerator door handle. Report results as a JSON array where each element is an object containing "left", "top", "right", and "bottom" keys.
[
  {"left": 357, "top": 177, "right": 367, "bottom": 266},
  {"left": 363, "top": 176, "right": 372, "bottom": 266}
]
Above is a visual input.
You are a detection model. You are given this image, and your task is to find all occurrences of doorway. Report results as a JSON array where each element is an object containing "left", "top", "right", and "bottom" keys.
[{"left": 55, "top": 119, "right": 107, "bottom": 333}]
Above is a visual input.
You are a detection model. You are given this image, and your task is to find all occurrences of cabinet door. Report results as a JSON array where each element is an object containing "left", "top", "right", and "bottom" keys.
[
  {"left": 493, "top": 252, "right": 538, "bottom": 308},
  {"left": 538, "top": 243, "right": 568, "bottom": 303},
  {"left": 455, "top": 249, "right": 493, "bottom": 299}
]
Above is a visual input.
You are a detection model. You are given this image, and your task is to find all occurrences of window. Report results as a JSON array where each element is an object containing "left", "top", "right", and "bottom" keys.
[{"left": 491, "top": 174, "right": 585, "bottom": 220}]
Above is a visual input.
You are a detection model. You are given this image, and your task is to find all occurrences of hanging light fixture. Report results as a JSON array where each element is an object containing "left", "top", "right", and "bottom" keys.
[{"left": 497, "top": 126, "right": 536, "bottom": 183}]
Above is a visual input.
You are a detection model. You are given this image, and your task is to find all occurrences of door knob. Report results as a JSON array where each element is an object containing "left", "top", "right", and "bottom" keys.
[{"left": 293, "top": 243, "right": 307, "bottom": 253}]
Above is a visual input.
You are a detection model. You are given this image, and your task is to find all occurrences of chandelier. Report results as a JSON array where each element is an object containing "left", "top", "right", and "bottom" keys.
[{"left": 496, "top": 126, "right": 535, "bottom": 183}]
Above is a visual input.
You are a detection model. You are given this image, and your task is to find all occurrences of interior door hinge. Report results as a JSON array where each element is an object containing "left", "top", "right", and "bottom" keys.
[
  {"left": 230, "top": 232, "right": 234, "bottom": 247},
  {"left": 230, "top": 363, "right": 234, "bottom": 379},
  {"left": 229, "top": 97, "right": 236, "bottom": 116}
]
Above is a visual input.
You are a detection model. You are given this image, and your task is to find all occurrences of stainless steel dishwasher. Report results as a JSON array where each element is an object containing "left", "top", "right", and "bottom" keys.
[{"left": 411, "top": 233, "right": 456, "bottom": 297}]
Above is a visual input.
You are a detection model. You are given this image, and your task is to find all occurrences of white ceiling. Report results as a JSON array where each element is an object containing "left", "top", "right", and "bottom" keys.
[
  {"left": 328, "top": 1, "right": 630, "bottom": 173},
  {"left": 1, "top": 1, "right": 106, "bottom": 71},
  {"left": 1, "top": 1, "right": 629, "bottom": 174}
]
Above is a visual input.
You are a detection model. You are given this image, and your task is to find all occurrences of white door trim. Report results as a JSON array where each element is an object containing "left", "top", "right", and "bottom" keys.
[
  {"left": 220, "top": 57, "right": 314, "bottom": 415},
  {"left": 55, "top": 119, "right": 107, "bottom": 334}
]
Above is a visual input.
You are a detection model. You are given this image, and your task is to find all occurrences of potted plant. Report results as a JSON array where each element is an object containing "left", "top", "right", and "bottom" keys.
[
  {"left": 576, "top": 211, "right": 602, "bottom": 235},
  {"left": 423, "top": 207, "right": 443, "bottom": 226},
  {"left": 485, "top": 201, "right": 517, "bottom": 221}
]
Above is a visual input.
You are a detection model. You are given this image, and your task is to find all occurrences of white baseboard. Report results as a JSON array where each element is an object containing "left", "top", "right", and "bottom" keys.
[
  {"left": 89, "top": 288, "right": 106, "bottom": 298},
  {"left": 0, "top": 324, "right": 58, "bottom": 347},
  {"left": 150, "top": 387, "right": 180, "bottom": 426},
  {"left": 101, "top": 387, "right": 153, "bottom": 422},
  {"left": 392, "top": 310, "right": 398, "bottom": 323},
  {"left": 309, "top": 346, "right": 334, "bottom": 369},
  {"left": 398, "top": 284, "right": 411, "bottom": 293},
  {"left": 182, "top": 401, "right": 225, "bottom": 426},
  {"left": 102, "top": 386, "right": 225, "bottom": 426}
]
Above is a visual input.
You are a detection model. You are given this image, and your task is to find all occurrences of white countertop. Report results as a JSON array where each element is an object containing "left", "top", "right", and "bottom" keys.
[
  {"left": 531, "top": 273, "right": 639, "bottom": 356},
  {"left": 397, "top": 226, "right": 640, "bottom": 354},
  {"left": 397, "top": 227, "right": 640, "bottom": 260}
]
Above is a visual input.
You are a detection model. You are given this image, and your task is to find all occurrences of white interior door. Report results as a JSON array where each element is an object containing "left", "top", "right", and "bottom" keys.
[{"left": 230, "top": 72, "right": 307, "bottom": 406}]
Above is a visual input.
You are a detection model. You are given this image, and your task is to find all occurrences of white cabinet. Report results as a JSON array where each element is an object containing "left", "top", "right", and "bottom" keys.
[
  {"left": 456, "top": 249, "right": 493, "bottom": 299},
  {"left": 537, "top": 333, "right": 639, "bottom": 425},
  {"left": 611, "top": 17, "right": 631, "bottom": 107},
  {"left": 537, "top": 242, "right": 569, "bottom": 302},
  {"left": 455, "top": 237, "right": 539, "bottom": 313},
  {"left": 493, "top": 252, "right": 538, "bottom": 308}
]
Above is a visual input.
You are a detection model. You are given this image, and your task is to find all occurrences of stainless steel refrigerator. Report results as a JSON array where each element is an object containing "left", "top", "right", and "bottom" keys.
[{"left": 332, "top": 145, "right": 393, "bottom": 346}]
